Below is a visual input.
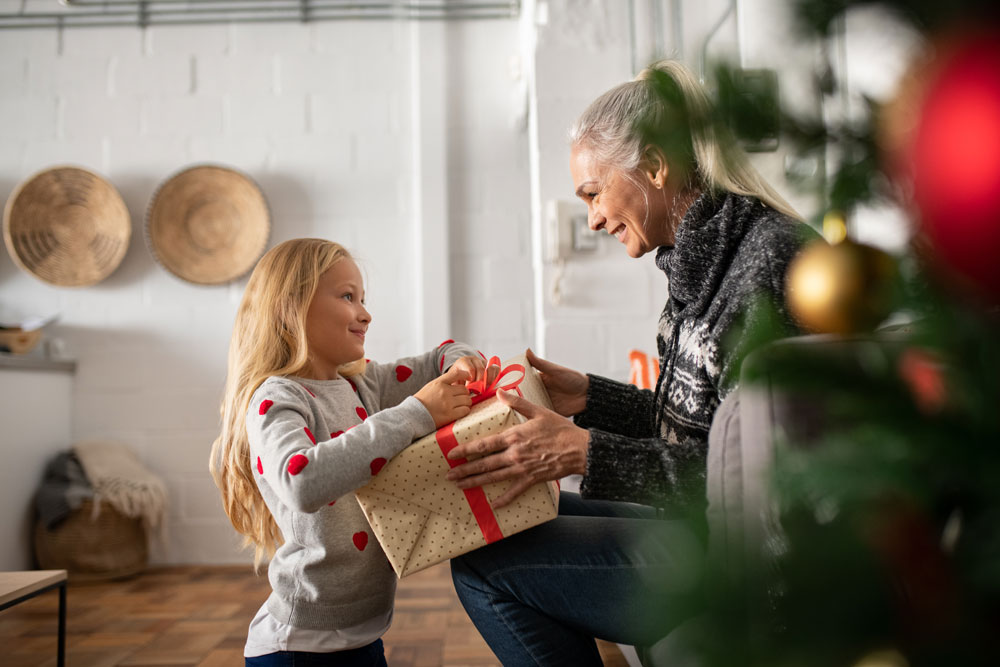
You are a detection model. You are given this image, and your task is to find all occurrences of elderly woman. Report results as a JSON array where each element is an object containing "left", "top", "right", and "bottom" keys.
[{"left": 446, "top": 60, "right": 819, "bottom": 665}]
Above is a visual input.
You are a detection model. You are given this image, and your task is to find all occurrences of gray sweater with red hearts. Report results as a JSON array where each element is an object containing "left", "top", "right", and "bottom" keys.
[
  {"left": 575, "top": 192, "right": 819, "bottom": 511},
  {"left": 246, "top": 341, "right": 476, "bottom": 630}
]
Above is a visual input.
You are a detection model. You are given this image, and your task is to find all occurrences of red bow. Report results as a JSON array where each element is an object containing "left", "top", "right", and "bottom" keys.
[{"left": 466, "top": 356, "right": 525, "bottom": 406}]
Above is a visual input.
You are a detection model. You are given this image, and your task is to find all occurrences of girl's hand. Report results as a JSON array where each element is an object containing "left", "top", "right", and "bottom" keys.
[
  {"left": 526, "top": 348, "right": 589, "bottom": 417},
  {"left": 448, "top": 355, "right": 500, "bottom": 388},
  {"left": 445, "top": 389, "right": 590, "bottom": 507},
  {"left": 448, "top": 355, "right": 486, "bottom": 384},
  {"left": 415, "top": 364, "right": 474, "bottom": 427}
]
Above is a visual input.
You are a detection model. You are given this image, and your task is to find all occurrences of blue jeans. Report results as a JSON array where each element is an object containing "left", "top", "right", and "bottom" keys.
[
  {"left": 245, "top": 639, "right": 387, "bottom": 667},
  {"left": 450, "top": 492, "right": 705, "bottom": 666}
]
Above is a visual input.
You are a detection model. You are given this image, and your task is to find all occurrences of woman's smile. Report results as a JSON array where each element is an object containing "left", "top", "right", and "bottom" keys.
[{"left": 569, "top": 146, "right": 674, "bottom": 258}]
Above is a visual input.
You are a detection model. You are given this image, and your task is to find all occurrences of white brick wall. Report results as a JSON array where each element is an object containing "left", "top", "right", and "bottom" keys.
[
  {"left": 530, "top": 0, "right": 830, "bottom": 382},
  {"left": 0, "top": 1, "right": 913, "bottom": 567},
  {"left": 1, "top": 18, "right": 531, "bottom": 565},
  {"left": 532, "top": 0, "right": 659, "bottom": 377},
  {"left": 446, "top": 19, "right": 534, "bottom": 360}
]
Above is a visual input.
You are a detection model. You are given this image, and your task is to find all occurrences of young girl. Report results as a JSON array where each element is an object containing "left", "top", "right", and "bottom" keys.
[{"left": 210, "top": 238, "right": 485, "bottom": 666}]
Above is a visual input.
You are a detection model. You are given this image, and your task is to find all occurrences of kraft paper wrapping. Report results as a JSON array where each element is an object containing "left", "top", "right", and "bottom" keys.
[{"left": 354, "top": 353, "right": 560, "bottom": 577}]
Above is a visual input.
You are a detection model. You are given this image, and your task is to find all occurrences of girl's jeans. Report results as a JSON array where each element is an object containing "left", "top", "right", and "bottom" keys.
[
  {"left": 450, "top": 491, "right": 705, "bottom": 666},
  {"left": 245, "top": 639, "right": 386, "bottom": 667}
]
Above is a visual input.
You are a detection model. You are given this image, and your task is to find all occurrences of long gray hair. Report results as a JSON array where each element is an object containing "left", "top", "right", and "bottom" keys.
[{"left": 570, "top": 60, "right": 800, "bottom": 220}]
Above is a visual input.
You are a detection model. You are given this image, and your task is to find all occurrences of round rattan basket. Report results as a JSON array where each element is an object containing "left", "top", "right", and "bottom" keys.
[
  {"left": 145, "top": 164, "right": 270, "bottom": 285},
  {"left": 3, "top": 166, "right": 132, "bottom": 287},
  {"left": 0, "top": 328, "right": 43, "bottom": 355},
  {"left": 34, "top": 499, "right": 148, "bottom": 581}
]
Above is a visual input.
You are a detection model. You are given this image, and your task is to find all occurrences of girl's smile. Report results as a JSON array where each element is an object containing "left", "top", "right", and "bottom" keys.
[{"left": 303, "top": 258, "right": 371, "bottom": 380}]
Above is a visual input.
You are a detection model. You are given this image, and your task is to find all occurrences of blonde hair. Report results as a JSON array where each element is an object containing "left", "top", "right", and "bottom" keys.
[
  {"left": 209, "top": 238, "right": 365, "bottom": 569},
  {"left": 569, "top": 59, "right": 800, "bottom": 220}
]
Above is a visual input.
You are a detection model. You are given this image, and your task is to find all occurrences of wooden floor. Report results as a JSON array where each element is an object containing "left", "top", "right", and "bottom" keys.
[{"left": 0, "top": 564, "right": 630, "bottom": 666}]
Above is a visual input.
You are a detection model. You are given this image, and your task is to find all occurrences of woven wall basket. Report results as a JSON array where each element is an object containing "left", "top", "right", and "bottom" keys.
[
  {"left": 34, "top": 499, "right": 148, "bottom": 581},
  {"left": 3, "top": 166, "right": 132, "bottom": 287},
  {"left": 145, "top": 165, "right": 270, "bottom": 285}
]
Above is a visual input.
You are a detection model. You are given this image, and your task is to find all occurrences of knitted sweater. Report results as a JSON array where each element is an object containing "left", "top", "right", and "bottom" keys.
[
  {"left": 576, "top": 192, "right": 819, "bottom": 510},
  {"left": 246, "top": 341, "right": 477, "bottom": 631}
]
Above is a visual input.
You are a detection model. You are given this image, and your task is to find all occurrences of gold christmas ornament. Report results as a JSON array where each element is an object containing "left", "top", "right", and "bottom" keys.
[
  {"left": 853, "top": 649, "right": 910, "bottom": 667},
  {"left": 786, "top": 239, "right": 897, "bottom": 334},
  {"left": 822, "top": 210, "right": 848, "bottom": 244}
]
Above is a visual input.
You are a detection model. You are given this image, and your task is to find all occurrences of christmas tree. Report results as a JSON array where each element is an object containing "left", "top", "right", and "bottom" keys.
[{"left": 676, "top": 1, "right": 1000, "bottom": 665}]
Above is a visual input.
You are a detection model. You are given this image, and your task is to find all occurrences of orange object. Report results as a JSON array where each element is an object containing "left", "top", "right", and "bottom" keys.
[{"left": 628, "top": 350, "right": 660, "bottom": 390}]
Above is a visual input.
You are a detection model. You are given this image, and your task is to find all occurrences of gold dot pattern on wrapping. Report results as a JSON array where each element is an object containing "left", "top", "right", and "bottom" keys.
[{"left": 355, "top": 355, "right": 559, "bottom": 576}]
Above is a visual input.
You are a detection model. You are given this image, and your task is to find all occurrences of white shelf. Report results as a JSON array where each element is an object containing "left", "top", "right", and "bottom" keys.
[{"left": 0, "top": 354, "right": 76, "bottom": 373}]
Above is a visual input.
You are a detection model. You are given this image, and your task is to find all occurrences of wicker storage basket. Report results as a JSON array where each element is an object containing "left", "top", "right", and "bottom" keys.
[
  {"left": 34, "top": 499, "right": 148, "bottom": 581},
  {"left": 0, "top": 328, "right": 42, "bottom": 354}
]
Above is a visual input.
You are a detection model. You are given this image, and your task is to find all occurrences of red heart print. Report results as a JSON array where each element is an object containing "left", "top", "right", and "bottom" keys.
[
  {"left": 328, "top": 500, "right": 337, "bottom": 506},
  {"left": 353, "top": 532, "right": 368, "bottom": 551},
  {"left": 288, "top": 454, "right": 309, "bottom": 475},
  {"left": 304, "top": 427, "right": 316, "bottom": 445},
  {"left": 370, "top": 457, "right": 387, "bottom": 476},
  {"left": 256, "top": 456, "right": 263, "bottom": 475},
  {"left": 438, "top": 339, "right": 454, "bottom": 348},
  {"left": 356, "top": 406, "right": 368, "bottom": 421},
  {"left": 330, "top": 431, "right": 344, "bottom": 438},
  {"left": 259, "top": 399, "right": 274, "bottom": 415},
  {"left": 348, "top": 379, "right": 357, "bottom": 392},
  {"left": 395, "top": 365, "right": 413, "bottom": 382}
]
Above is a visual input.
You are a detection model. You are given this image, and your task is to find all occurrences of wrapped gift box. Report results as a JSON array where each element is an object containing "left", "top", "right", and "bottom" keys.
[{"left": 355, "top": 353, "right": 560, "bottom": 577}]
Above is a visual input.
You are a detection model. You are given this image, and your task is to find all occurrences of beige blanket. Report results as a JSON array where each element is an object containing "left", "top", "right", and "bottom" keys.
[{"left": 73, "top": 440, "right": 167, "bottom": 532}]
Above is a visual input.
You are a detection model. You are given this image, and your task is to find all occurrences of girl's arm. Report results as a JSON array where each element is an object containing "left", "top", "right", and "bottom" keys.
[
  {"left": 361, "top": 339, "right": 481, "bottom": 410},
  {"left": 248, "top": 380, "right": 435, "bottom": 513}
]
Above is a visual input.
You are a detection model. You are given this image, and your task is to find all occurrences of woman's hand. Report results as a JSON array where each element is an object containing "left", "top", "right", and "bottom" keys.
[
  {"left": 445, "top": 389, "right": 590, "bottom": 508},
  {"left": 526, "top": 348, "right": 589, "bottom": 417},
  {"left": 414, "top": 364, "right": 473, "bottom": 427}
]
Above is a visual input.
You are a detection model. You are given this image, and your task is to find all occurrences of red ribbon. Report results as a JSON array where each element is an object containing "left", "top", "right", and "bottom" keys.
[
  {"left": 429, "top": 356, "right": 527, "bottom": 544},
  {"left": 466, "top": 356, "right": 525, "bottom": 407},
  {"left": 436, "top": 423, "right": 504, "bottom": 544}
]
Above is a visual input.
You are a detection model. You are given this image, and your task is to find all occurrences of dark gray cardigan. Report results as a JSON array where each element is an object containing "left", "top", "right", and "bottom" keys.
[{"left": 575, "top": 191, "right": 819, "bottom": 510}]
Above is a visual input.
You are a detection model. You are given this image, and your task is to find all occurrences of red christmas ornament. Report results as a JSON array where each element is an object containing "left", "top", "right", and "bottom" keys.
[
  {"left": 910, "top": 29, "right": 1000, "bottom": 300},
  {"left": 898, "top": 347, "right": 947, "bottom": 414}
]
